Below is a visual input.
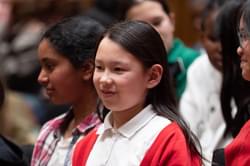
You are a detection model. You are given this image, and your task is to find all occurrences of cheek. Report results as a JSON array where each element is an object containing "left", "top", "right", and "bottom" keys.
[
  {"left": 160, "top": 20, "right": 174, "bottom": 34},
  {"left": 242, "top": 69, "right": 250, "bottom": 81},
  {"left": 53, "top": 68, "right": 80, "bottom": 91},
  {"left": 157, "top": 22, "right": 174, "bottom": 49},
  {"left": 203, "top": 40, "right": 215, "bottom": 54},
  {"left": 92, "top": 72, "right": 100, "bottom": 89},
  {"left": 119, "top": 75, "right": 147, "bottom": 98},
  {"left": 246, "top": 47, "right": 250, "bottom": 62}
]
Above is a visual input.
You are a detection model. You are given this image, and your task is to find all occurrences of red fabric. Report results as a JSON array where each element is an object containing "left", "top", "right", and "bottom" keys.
[
  {"left": 140, "top": 122, "right": 201, "bottom": 166},
  {"left": 225, "top": 120, "right": 250, "bottom": 166},
  {"left": 72, "top": 122, "right": 201, "bottom": 166},
  {"left": 72, "top": 129, "right": 98, "bottom": 166}
]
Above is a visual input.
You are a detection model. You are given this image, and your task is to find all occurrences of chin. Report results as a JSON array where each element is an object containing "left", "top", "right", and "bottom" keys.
[
  {"left": 242, "top": 71, "right": 250, "bottom": 81},
  {"left": 50, "top": 98, "right": 66, "bottom": 105},
  {"left": 102, "top": 103, "right": 125, "bottom": 112},
  {"left": 243, "top": 75, "right": 250, "bottom": 81}
]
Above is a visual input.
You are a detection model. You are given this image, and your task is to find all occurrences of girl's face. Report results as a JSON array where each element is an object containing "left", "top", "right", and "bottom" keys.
[
  {"left": 202, "top": 10, "right": 222, "bottom": 71},
  {"left": 126, "top": 1, "right": 175, "bottom": 51},
  {"left": 237, "top": 17, "right": 250, "bottom": 81},
  {"left": 93, "top": 37, "right": 151, "bottom": 113},
  {"left": 38, "top": 39, "right": 86, "bottom": 104}
]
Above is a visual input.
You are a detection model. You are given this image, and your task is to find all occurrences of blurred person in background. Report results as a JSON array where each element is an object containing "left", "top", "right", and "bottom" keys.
[
  {"left": 117, "top": 0, "right": 200, "bottom": 100},
  {"left": 0, "top": 0, "right": 40, "bottom": 146},
  {"left": 186, "top": 0, "right": 209, "bottom": 52},
  {"left": 180, "top": 0, "right": 230, "bottom": 164},
  {"left": 84, "top": 0, "right": 119, "bottom": 27},
  {"left": 0, "top": 77, "right": 29, "bottom": 166},
  {"left": 0, "top": 78, "right": 39, "bottom": 145}
]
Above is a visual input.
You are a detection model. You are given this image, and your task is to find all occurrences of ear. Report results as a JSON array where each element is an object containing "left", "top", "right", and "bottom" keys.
[
  {"left": 169, "top": 12, "right": 176, "bottom": 29},
  {"left": 146, "top": 64, "right": 163, "bottom": 89},
  {"left": 80, "top": 60, "right": 95, "bottom": 81}
]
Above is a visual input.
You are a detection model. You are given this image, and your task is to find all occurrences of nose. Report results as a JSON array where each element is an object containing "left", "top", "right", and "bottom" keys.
[
  {"left": 237, "top": 45, "right": 243, "bottom": 57},
  {"left": 37, "top": 69, "right": 48, "bottom": 86},
  {"left": 98, "top": 71, "right": 113, "bottom": 88},
  {"left": 100, "top": 71, "right": 113, "bottom": 84}
]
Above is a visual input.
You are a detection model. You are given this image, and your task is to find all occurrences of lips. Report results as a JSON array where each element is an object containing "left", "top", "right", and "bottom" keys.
[
  {"left": 99, "top": 89, "right": 115, "bottom": 98},
  {"left": 240, "top": 59, "right": 248, "bottom": 69},
  {"left": 46, "top": 88, "right": 55, "bottom": 96}
]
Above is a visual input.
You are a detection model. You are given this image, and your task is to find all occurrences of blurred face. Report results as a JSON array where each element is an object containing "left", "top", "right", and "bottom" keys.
[
  {"left": 202, "top": 11, "right": 222, "bottom": 71},
  {"left": 38, "top": 39, "right": 86, "bottom": 104},
  {"left": 126, "top": 1, "right": 175, "bottom": 51},
  {"left": 93, "top": 37, "right": 150, "bottom": 113},
  {"left": 0, "top": 0, "right": 11, "bottom": 39},
  {"left": 189, "top": 0, "right": 207, "bottom": 32},
  {"left": 237, "top": 17, "right": 250, "bottom": 81}
]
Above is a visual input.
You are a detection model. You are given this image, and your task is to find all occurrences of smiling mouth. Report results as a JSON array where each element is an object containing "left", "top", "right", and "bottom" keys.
[
  {"left": 240, "top": 60, "right": 248, "bottom": 68},
  {"left": 100, "top": 90, "right": 115, "bottom": 98},
  {"left": 46, "top": 88, "right": 55, "bottom": 95}
]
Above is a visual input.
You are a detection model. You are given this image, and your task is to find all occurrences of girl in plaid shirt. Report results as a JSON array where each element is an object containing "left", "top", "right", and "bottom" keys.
[{"left": 31, "top": 16, "right": 105, "bottom": 166}]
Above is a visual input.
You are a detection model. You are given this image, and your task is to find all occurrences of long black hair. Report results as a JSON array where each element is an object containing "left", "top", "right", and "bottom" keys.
[
  {"left": 96, "top": 20, "right": 202, "bottom": 161},
  {"left": 217, "top": 0, "right": 250, "bottom": 137}
]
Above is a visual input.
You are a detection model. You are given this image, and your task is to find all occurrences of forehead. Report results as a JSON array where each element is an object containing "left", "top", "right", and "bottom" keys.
[
  {"left": 96, "top": 37, "right": 140, "bottom": 64},
  {"left": 204, "top": 10, "right": 219, "bottom": 30},
  {"left": 127, "top": 1, "right": 167, "bottom": 20},
  {"left": 38, "top": 39, "right": 65, "bottom": 60}
]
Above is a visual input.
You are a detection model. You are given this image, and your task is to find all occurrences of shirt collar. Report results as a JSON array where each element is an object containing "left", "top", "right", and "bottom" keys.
[
  {"left": 53, "top": 109, "right": 101, "bottom": 138},
  {"left": 99, "top": 104, "right": 156, "bottom": 138},
  {"left": 75, "top": 112, "right": 101, "bottom": 135}
]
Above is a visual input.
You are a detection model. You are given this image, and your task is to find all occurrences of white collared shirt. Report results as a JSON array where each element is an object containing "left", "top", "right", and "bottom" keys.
[{"left": 86, "top": 105, "right": 171, "bottom": 166}]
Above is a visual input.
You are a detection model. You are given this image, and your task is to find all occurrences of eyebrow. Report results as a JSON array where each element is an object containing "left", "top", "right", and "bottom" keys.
[
  {"left": 40, "top": 57, "right": 57, "bottom": 64},
  {"left": 95, "top": 59, "right": 130, "bottom": 66}
]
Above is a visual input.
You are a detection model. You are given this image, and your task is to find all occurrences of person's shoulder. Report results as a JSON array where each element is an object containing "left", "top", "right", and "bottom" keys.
[
  {"left": 186, "top": 53, "right": 209, "bottom": 77},
  {"left": 37, "top": 112, "right": 67, "bottom": 138},
  {"left": 157, "top": 122, "right": 186, "bottom": 141},
  {"left": 72, "top": 128, "right": 99, "bottom": 166},
  {"left": 224, "top": 120, "right": 250, "bottom": 165},
  {"left": 42, "top": 112, "right": 67, "bottom": 128},
  {"left": 0, "top": 135, "right": 27, "bottom": 166}
]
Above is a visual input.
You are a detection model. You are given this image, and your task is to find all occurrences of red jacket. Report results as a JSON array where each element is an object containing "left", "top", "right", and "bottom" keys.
[
  {"left": 225, "top": 119, "right": 250, "bottom": 166},
  {"left": 72, "top": 122, "right": 201, "bottom": 166}
]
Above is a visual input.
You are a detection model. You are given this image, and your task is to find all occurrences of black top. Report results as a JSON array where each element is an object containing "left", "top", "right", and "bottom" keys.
[{"left": 0, "top": 135, "right": 28, "bottom": 166}]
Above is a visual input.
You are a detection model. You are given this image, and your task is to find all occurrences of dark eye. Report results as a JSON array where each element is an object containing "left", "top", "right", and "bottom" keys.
[
  {"left": 44, "top": 62, "right": 55, "bottom": 71},
  {"left": 242, "top": 32, "right": 248, "bottom": 40},
  {"left": 114, "top": 67, "right": 122, "bottom": 71},
  {"left": 95, "top": 65, "right": 103, "bottom": 71},
  {"left": 114, "top": 67, "right": 126, "bottom": 74},
  {"left": 208, "top": 34, "right": 219, "bottom": 42},
  {"left": 151, "top": 18, "right": 162, "bottom": 27}
]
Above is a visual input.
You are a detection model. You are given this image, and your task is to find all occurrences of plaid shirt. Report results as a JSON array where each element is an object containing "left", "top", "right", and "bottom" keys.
[{"left": 31, "top": 110, "right": 100, "bottom": 166}]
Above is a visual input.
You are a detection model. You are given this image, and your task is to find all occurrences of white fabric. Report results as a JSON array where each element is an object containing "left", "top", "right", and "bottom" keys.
[
  {"left": 180, "top": 53, "right": 232, "bottom": 162},
  {"left": 86, "top": 104, "right": 171, "bottom": 166},
  {"left": 47, "top": 136, "right": 72, "bottom": 166}
]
